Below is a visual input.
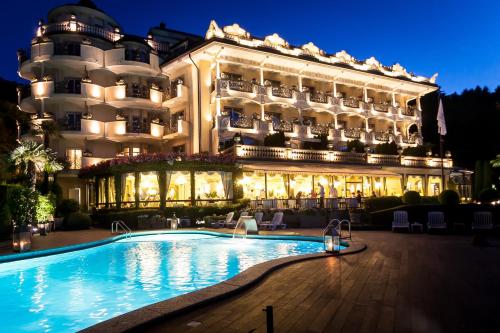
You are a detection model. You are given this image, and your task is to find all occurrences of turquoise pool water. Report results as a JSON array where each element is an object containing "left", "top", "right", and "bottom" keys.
[{"left": 0, "top": 232, "right": 326, "bottom": 332}]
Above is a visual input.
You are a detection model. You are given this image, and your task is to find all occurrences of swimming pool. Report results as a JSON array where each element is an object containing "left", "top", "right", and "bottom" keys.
[{"left": 0, "top": 232, "right": 329, "bottom": 332}]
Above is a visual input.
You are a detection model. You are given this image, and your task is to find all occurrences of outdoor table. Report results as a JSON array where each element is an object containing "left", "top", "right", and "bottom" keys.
[{"left": 411, "top": 222, "right": 423, "bottom": 233}]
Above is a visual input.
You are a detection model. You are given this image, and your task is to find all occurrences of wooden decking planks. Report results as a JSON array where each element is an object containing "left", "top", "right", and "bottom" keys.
[{"left": 143, "top": 231, "right": 500, "bottom": 333}]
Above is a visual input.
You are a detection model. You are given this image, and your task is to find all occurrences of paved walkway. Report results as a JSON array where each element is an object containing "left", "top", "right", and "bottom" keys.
[{"left": 143, "top": 231, "right": 500, "bottom": 333}]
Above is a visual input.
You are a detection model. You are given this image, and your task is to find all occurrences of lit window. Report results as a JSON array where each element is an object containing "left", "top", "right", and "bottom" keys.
[{"left": 66, "top": 149, "right": 82, "bottom": 169}]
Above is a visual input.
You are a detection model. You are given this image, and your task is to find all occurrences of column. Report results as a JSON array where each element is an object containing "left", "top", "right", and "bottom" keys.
[
  {"left": 416, "top": 96, "right": 422, "bottom": 111},
  {"left": 259, "top": 67, "right": 264, "bottom": 85},
  {"left": 391, "top": 92, "right": 396, "bottom": 107},
  {"left": 260, "top": 104, "right": 265, "bottom": 120},
  {"left": 134, "top": 172, "right": 140, "bottom": 208},
  {"left": 365, "top": 118, "right": 370, "bottom": 131},
  {"left": 393, "top": 121, "right": 398, "bottom": 135},
  {"left": 363, "top": 87, "right": 368, "bottom": 103},
  {"left": 334, "top": 114, "right": 338, "bottom": 129},
  {"left": 332, "top": 81, "right": 337, "bottom": 97},
  {"left": 298, "top": 75, "right": 302, "bottom": 91},
  {"left": 215, "top": 60, "right": 221, "bottom": 79}
]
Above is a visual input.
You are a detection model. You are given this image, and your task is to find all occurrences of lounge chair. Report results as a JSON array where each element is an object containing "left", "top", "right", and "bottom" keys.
[
  {"left": 392, "top": 210, "right": 410, "bottom": 232},
  {"left": 254, "top": 211, "right": 264, "bottom": 225},
  {"left": 472, "top": 211, "right": 493, "bottom": 230},
  {"left": 210, "top": 212, "right": 234, "bottom": 228},
  {"left": 226, "top": 211, "right": 249, "bottom": 228},
  {"left": 427, "top": 211, "right": 446, "bottom": 231},
  {"left": 260, "top": 211, "right": 286, "bottom": 230}
]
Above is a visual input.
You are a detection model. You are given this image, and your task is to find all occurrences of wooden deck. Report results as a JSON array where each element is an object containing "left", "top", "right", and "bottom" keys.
[{"left": 143, "top": 231, "right": 500, "bottom": 333}]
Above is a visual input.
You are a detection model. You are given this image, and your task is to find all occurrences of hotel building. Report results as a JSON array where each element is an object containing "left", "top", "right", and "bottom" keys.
[{"left": 17, "top": 1, "right": 467, "bottom": 210}]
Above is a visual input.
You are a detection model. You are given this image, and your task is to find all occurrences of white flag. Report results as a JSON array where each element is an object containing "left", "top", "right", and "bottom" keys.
[{"left": 437, "top": 98, "right": 447, "bottom": 136}]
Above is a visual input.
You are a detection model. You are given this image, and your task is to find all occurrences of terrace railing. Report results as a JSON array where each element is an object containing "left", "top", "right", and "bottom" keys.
[
  {"left": 310, "top": 92, "right": 328, "bottom": 104},
  {"left": 272, "top": 86, "right": 293, "bottom": 98}
]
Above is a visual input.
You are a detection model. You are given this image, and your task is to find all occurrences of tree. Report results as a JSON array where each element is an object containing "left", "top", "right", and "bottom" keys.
[
  {"left": 9, "top": 141, "right": 63, "bottom": 190},
  {"left": 491, "top": 154, "right": 500, "bottom": 168}
]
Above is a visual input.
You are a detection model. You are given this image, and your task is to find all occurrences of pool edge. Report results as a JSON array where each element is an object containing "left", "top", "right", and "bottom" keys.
[{"left": 78, "top": 237, "right": 366, "bottom": 333}]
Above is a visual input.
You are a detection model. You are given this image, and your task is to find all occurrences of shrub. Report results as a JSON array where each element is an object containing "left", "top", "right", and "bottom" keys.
[
  {"left": 56, "top": 199, "right": 80, "bottom": 218},
  {"left": 365, "top": 196, "right": 403, "bottom": 212},
  {"left": 421, "top": 196, "right": 440, "bottom": 205},
  {"left": 64, "top": 212, "right": 91, "bottom": 230},
  {"left": 402, "top": 191, "right": 421, "bottom": 205},
  {"left": 402, "top": 145, "right": 428, "bottom": 157},
  {"left": 264, "top": 131, "right": 286, "bottom": 147},
  {"left": 9, "top": 187, "right": 38, "bottom": 227},
  {"left": 36, "top": 195, "right": 55, "bottom": 223},
  {"left": 303, "top": 134, "right": 328, "bottom": 150},
  {"left": 48, "top": 181, "right": 63, "bottom": 205},
  {"left": 346, "top": 139, "right": 365, "bottom": 153},
  {"left": 478, "top": 188, "right": 499, "bottom": 203},
  {"left": 438, "top": 190, "right": 460, "bottom": 206},
  {"left": 374, "top": 141, "right": 398, "bottom": 155}
]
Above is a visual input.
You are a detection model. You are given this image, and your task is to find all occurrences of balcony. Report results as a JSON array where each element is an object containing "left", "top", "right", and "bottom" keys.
[
  {"left": 59, "top": 118, "right": 105, "bottom": 139},
  {"left": 401, "top": 105, "right": 417, "bottom": 117},
  {"left": 223, "top": 144, "right": 453, "bottom": 168},
  {"left": 342, "top": 97, "right": 361, "bottom": 109},
  {"left": 105, "top": 120, "right": 166, "bottom": 142},
  {"left": 31, "top": 80, "right": 54, "bottom": 99},
  {"left": 163, "top": 83, "right": 188, "bottom": 107},
  {"left": 106, "top": 84, "right": 164, "bottom": 108},
  {"left": 52, "top": 81, "right": 104, "bottom": 104},
  {"left": 342, "top": 128, "right": 363, "bottom": 140},
  {"left": 372, "top": 102, "right": 390, "bottom": 113},
  {"left": 105, "top": 48, "right": 160, "bottom": 74},
  {"left": 42, "top": 21, "right": 121, "bottom": 42},
  {"left": 309, "top": 92, "right": 329, "bottom": 104},
  {"left": 271, "top": 86, "right": 293, "bottom": 99},
  {"left": 163, "top": 119, "right": 190, "bottom": 139}
]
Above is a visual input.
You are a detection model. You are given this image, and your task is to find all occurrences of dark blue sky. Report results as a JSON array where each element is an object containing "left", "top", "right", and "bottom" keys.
[{"left": 4, "top": 0, "right": 499, "bottom": 93}]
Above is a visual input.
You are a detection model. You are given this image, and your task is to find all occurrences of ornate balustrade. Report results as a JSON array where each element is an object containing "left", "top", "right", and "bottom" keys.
[
  {"left": 273, "top": 120, "right": 293, "bottom": 132},
  {"left": 272, "top": 86, "right": 293, "bottom": 98},
  {"left": 310, "top": 92, "right": 328, "bottom": 104},
  {"left": 373, "top": 103, "right": 390, "bottom": 112},
  {"left": 373, "top": 131, "right": 390, "bottom": 142},
  {"left": 401, "top": 106, "right": 417, "bottom": 116},
  {"left": 310, "top": 124, "right": 330, "bottom": 135},
  {"left": 344, "top": 128, "right": 362, "bottom": 139},
  {"left": 43, "top": 21, "right": 120, "bottom": 42},
  {"left": 230, "top": 114, "right": 254, "bottom": 129},
  {"left": 343, "top": 97, "right": 360, "bottom": 109},
  {"left": 222, "top": 144, "right": 453, "bottom": 168}
]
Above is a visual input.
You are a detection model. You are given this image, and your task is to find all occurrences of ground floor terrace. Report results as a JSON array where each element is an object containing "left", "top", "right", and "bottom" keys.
[{"left": 3, "top": 229, "right": 499, "bottom": 332}]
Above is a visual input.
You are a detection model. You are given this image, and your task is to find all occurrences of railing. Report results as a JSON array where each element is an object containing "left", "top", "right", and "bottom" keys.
[
  {"left": 401, "top": 106, "right": 417, "bottom": 116},
  {"left": 373, "top": 131, "right": 390, "bottom": 142},
  {"left": 343, "top": 97, "right": 360, "bottom": 109},
  {"left": 230, "top": 114, "right": 254, "bottom": 129},
  {"left": 373, "top": 103, "right": 390, "bottom": 112},
  {"left": 127, "top": 123, "right": 150, "bottom": 134},
  {"left": 57, "top": 119, "right": 81, "bottom": 131},
  {"left": 223, "top": 144, "right": 453, "bottom": 168},
  {"left": 344, "top": 128, "right": 362, "bottom": 139},
  {"left": 273, "top": 120, "right": 293, "bottom": 132},
  {"left": 272, "top": 86, "right": 293, "bottom": 98},
  {"left": 111, "top": 220, "right": 132, "bottom": 237},
  {"left": 310, "top": 124, "right": 329, "bottom": 135},
  {"left": 124, "top": 49, "right": 150, "bottom": 64},
  {"left": 249, "top": 198, "right": 364, "bottom": 211},
  {"left": 227, "top": 79, "right": 254, "bottom": 93},
  {"left": 54, "top": 81, "right": 81, "bottom": 94},
  {"left": 126, "top": 85, "right": 150, "bottom": 99},
  {"left": 43, "top": 22, "right": 120, "bottom": 42},
  {"left": 310, "top": 92, "right": 328, "bottom": 104}
]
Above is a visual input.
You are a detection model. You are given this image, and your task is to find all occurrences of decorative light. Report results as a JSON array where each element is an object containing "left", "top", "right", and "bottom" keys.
[
  {"left": 90, "top": 85, "right": 101, "bottom": 98},
  {"left": 69, "top": 15, "right": 77, "bottom": 32}
]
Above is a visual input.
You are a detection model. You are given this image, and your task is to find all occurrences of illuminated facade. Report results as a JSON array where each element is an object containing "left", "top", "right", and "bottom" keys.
[{"left": 18, "top": 1, "right": 463, "bottom": 209}]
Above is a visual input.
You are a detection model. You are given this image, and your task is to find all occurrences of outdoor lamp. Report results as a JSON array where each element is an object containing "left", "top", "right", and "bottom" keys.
[{"left": 170, "top": 213, "right": 179, "bottom": 230}]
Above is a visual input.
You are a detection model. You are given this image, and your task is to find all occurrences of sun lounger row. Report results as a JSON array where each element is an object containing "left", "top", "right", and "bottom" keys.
[
  {"left": 210, "top": 211, "right": 287, "bottom": 230},
  {"left": 392, "top": 210, "right": 494, "bottom": 232}
]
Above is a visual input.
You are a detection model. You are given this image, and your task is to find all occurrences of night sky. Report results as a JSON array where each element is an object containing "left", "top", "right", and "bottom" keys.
[{"left": 3, "top": 0, "right": 499, "bottom": 93}]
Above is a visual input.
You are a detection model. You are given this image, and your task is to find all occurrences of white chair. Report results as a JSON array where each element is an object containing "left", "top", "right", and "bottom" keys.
[
  {"left": 472, "top": 211, "right": 493, "bottom": 230},
  {"left": 427, "top": 211, "right": 446, "bottom": 231},
  {"left": 210, "top": 212, "right": 234, "bottom": 228},
  {"left": 260, "top": 212, "right": 286, "bottom": 230},
  {"left": 254, "top": 211, "right": 264, "bottom": 225},
  {"left": 392, "top": 210, "right": 410, "bottom": 232}
]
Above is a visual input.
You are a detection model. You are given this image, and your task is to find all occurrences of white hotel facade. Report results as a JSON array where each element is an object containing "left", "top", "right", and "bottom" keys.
[{"left": 18, "top": 1, "right": 464, "bottom": 209}]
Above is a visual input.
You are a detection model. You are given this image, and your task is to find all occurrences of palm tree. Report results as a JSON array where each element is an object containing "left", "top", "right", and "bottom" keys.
[
  {"left": 491, "top": 155, "right": 500, "bottom": 168},
  {"left": 10, "top": 140, "right": 63, "bottom": 190}
]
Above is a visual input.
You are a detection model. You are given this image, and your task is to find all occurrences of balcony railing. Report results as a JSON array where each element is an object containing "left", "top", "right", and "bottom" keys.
[
  {"left": 373, "top": 131, "right": 390, "bottom": 142},
  {"left": 310, "top": 124, "right": 330, "bottom": 135},
  {"left": 54, "top": 81, "right": 81, "bottom": 94},
  {"left": 344, "top": 128, "right": 362, "bottom": 139},
  {"left": 230, "top": 114, "right": 254, "bottom": 129},
  {"left": 273, "top": 120, "right": 293, "bottom": 133},
  {"left": 124, "top": 49, "right": 150, "bottom": 64},
  {"left": 127, "top": 123, "right": 150, "bottom": 134},
  {"left": 272, "top": 86, "right": 293, "bottom": 98},
  {"left": 57, "top": 119, "right": 81, "bottom": 131},
  {"left": 401, "top": 106, "right": 417, "bottom": 116},
  {"left": 373, "top": 103, "right": 390, "bottom": 112},
  {"left": 53, "top": 43, "right": 81, "bottom": 56},
  {"left": 310, "top": 92, "right": 328, "bottom": 104},
  {"left": 43, "top": 22, "right": 120, "bottom": 42},
  {"left": 126, "top": 85, "right": 150, "bottom": 99},
  {"left": 343, "top": 97, "right": 360, "bottom": 109},
  {"left": 223, "top": 144, "right": 453, "bottom": 168},
  {"left": 227, "top": 79, "right": 254, "bottom": 93}
]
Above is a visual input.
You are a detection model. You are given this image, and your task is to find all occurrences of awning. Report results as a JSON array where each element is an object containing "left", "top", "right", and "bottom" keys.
[{"left": 241, "top": 161, "right": 402, "bottom": 177}]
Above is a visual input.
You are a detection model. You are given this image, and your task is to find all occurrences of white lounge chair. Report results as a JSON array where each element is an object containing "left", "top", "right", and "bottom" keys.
[
  {"left": 254, "top": 211, "right": 264, "bottom": 225},
  {"left": 427, "top": 211, "right": 446, "bottom": 231},
  {"left": 392, "top": 210, "right": 410, "bottom": 232},
  {"left": 472, "top": 211, "right": 493, "bottom": 230},
  {"left": 210, "top": 212, "right": 234, "bottom": 228},
  {"left": 260, "top": 212, "right": 286, "bottom": 230}
]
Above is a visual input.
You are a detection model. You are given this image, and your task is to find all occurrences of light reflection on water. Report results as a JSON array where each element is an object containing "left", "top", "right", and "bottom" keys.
[{"left": 0, "top": 234, "right": 323, "bottom": 333}]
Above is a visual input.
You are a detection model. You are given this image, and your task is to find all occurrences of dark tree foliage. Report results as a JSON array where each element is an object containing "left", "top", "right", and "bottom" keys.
[
  {"left": 347, "top": 139, "right": 365, "bottom": 153},
  {"left": 421, "top": 86, "right": 500, "bottom": 169},
  {"left": 264, "top": 131, "right": 286, "bottom": 147}
]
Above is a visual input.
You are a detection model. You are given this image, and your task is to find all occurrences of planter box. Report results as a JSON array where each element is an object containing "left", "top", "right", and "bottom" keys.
[
  {"left": 12, "top": 230, "right": 31, "bottom": 252},
  {"left": 299, "top": 215, "right": 327, "bottom": 228}
]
